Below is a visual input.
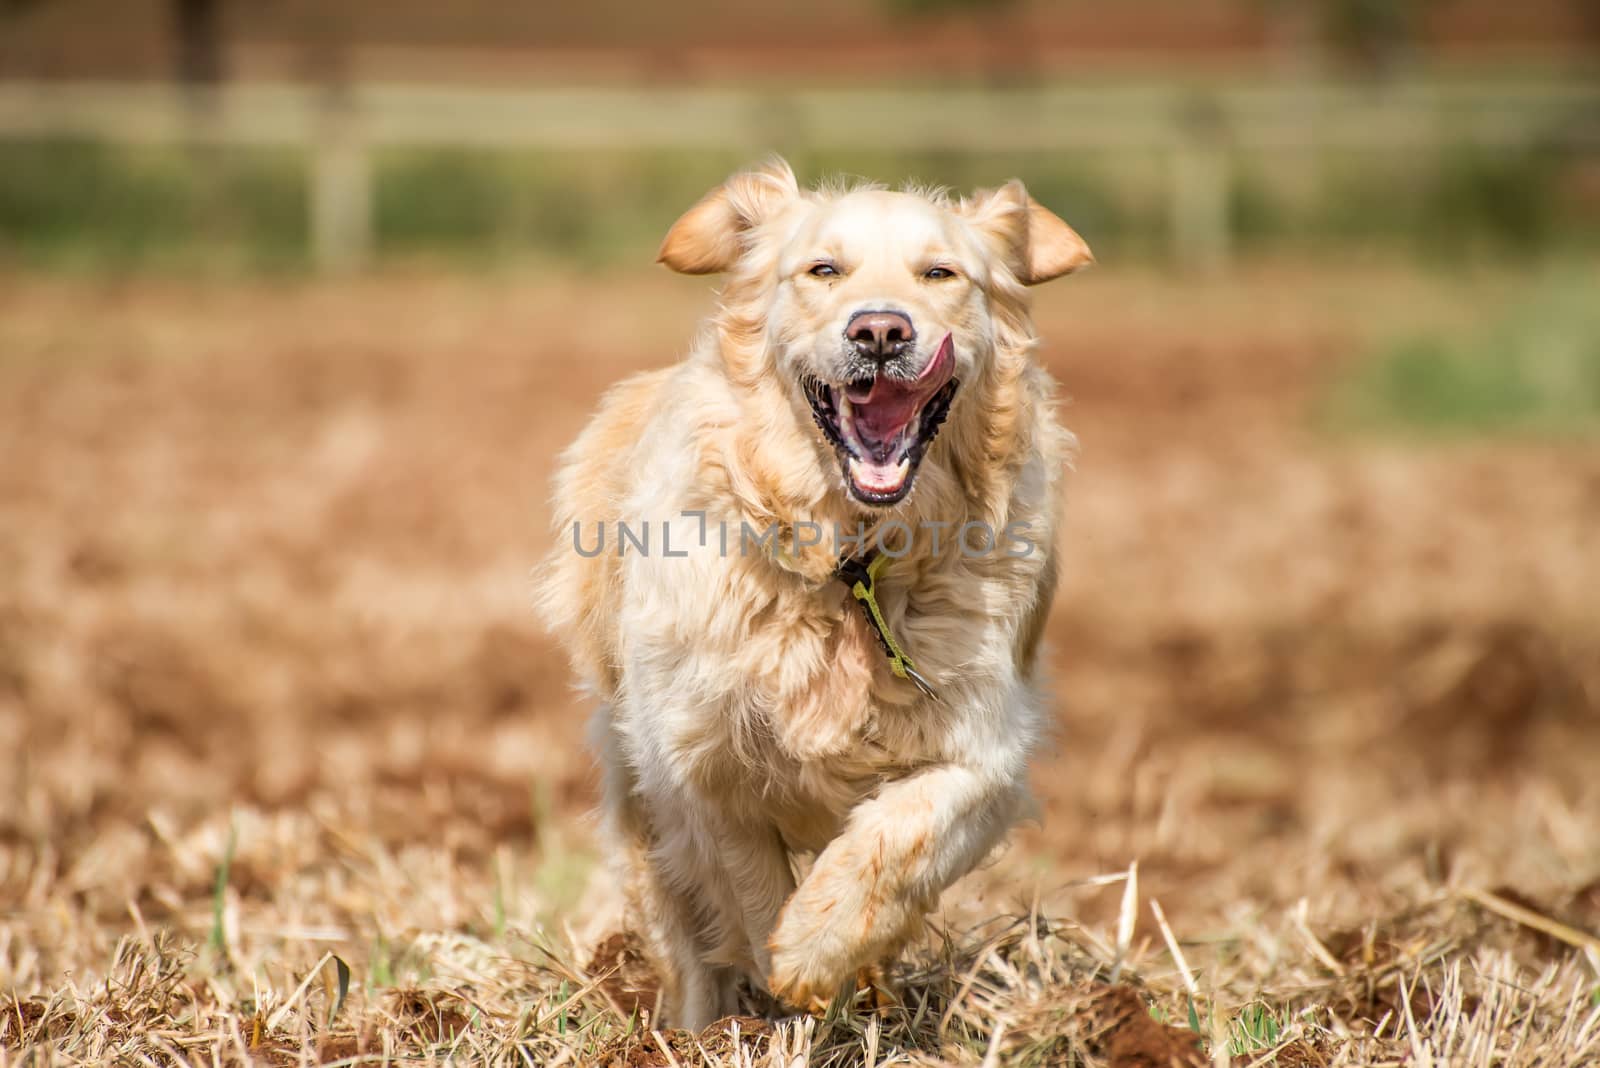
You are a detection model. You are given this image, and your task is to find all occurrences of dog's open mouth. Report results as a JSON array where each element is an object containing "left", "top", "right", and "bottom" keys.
[{"left": 803, "top": 334, "right": 959, "bottom": 506}]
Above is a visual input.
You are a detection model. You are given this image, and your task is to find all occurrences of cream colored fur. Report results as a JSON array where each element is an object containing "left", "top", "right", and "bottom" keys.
[{"left": 537, "top": 159, "right": 1088, "bottom": 1028}]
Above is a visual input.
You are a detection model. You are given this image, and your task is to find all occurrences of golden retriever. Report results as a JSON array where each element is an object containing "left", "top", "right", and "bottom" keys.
[{"left": 538, "top": 158, "right": 1090, "bottom": 1028}]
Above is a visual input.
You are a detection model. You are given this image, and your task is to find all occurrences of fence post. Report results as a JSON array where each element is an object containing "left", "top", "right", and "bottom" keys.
[
  {"left": 1170, "top": 95, "right": 1231, "bottom": 274},
  {"left": 310, "top": 97, "right": 372, "bottom": 273}
]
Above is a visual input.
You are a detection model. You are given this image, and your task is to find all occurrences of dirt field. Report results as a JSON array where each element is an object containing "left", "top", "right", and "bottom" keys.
[{"left": 2, "top": 264, "right": 1597, "bottom": 1065}]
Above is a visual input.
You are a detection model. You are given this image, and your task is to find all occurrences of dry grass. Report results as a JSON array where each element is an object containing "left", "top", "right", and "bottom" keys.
[{"left": 2, "top": 263, "right": 1598, "bottom": 1065}]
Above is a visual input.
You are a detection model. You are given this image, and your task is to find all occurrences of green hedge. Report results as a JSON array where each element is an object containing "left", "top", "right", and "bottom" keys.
[{"left": 0, "top": 140, "right": 1593, "bottom": 271}]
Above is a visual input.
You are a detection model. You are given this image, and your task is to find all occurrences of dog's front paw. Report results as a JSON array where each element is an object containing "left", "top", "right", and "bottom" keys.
[
  {"left": 766, "top": 874, "right": 915, "bottom": 1010},
  {"left": 766, "top": 899, "right": 850, "bottom": 1009}
]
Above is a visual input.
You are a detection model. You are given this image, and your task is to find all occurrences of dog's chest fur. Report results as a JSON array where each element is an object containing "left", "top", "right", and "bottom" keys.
[{"left": 652, "top": 558, "right": 952, "bottom": 852}]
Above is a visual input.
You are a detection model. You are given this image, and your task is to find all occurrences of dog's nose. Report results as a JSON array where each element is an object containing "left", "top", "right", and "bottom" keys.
[{"left": 846, "top": 311, "right": 915, "bottom": 362}]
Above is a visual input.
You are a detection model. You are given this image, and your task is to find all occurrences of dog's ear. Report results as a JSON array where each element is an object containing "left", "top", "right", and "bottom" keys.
[
  {"left": 963, "top": 179, "right": 1093, "bottom": 285},
  {"left": 657, "top": 159, "right": 801, "bottom": 275}
]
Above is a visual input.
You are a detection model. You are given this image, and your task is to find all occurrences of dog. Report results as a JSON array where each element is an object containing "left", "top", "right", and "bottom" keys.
[{"left": 537, "top": 159, "right": 1090, "bottom": 1028}]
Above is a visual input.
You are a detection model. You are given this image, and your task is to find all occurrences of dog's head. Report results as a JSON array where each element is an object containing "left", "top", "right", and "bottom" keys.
[{"left": 659, "top": 159, "right": 1091, "bottom": 508}]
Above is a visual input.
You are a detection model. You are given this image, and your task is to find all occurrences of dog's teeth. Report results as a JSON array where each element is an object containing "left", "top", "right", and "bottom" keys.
[{"left": 847, "top": 456, "right": 911, "bottom": 495}]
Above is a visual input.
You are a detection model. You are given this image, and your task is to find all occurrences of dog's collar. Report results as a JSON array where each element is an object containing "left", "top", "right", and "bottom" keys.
[{"left": 834, "top": 549, "right": 938, "bottom": 700}]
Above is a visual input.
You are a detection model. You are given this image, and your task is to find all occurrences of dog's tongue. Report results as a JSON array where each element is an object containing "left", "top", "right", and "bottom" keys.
[{"left": 844, "top": 334, "right": 955, "bottom": 450}]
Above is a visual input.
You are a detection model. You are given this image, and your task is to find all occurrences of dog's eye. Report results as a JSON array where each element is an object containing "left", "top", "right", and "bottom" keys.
[
  {"left": 808, "top": 263, "right": 839, "bottom": 278},
  {"left": 924, "top": 266, "right": 957, "bottom": 280}
]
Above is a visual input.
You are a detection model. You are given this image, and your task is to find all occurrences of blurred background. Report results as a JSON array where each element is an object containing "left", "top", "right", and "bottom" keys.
[
  {"left": 1, "top": 1, "right": 1598, "bottom": 1048},
  {"left": 2, "top": 1, "right": 1599, "bottom": 272}
]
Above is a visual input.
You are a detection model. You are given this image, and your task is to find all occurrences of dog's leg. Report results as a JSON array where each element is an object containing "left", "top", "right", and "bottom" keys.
[
  {"left": 611, "top": 799, "right": 713, "bottom": 1027},
  {"left": 645, "top": 797, "right": 751, "bottom": 1028},
  {"left": 766, "top": 762, "right": 1025, "bottom": 1006},
  {"left": 598, "top": 715, "right": 737, "bottom": 1030},
  {"left": 646, "top": 802, "right": 794, "bottom": 1014},
  {"left": 720, "top": 819, "right": 797, "bottom": 983}
]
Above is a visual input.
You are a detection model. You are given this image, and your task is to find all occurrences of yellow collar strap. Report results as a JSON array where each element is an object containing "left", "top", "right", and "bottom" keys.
[{"left": 835, "top": 550, "right": 938, "bottom": 700}]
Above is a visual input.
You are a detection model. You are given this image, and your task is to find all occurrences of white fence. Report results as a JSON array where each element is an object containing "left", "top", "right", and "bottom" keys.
[{"left": 2, "top": 81, "right": 1596, "bottom": 272}]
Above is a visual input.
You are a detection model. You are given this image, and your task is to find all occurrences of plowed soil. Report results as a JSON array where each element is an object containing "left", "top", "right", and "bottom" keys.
[{"left": 2, "top": 264, "right": 1596, "bottom": 1063}]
